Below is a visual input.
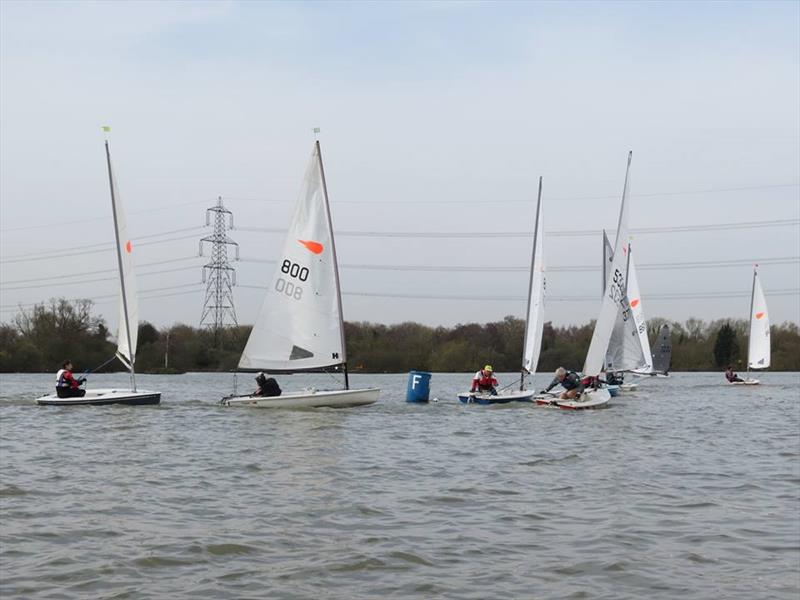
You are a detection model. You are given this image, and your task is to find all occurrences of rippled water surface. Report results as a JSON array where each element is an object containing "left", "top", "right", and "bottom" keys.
[{"left": 1, "top": 371, "right": 799, "bottom": 599}]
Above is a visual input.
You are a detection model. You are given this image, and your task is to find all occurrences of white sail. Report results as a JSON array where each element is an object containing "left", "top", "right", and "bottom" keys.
[
  {"left": 584, "top": 151, "right": 642, "bottom": 376},
  {"left": 239, "top": 142, "right": 345, "bottom": 372},
  {"left": 105, "top": 140, "right": 138, "bottom": 368},
  {"left": 522, "top": 177, "right": 545, "bottom": 374},
  {"left": 748, "top": 268, "right": 770, "bottom": 369},
  {"left": 625, "top": 250, "right": 653, "bottom": 373}
]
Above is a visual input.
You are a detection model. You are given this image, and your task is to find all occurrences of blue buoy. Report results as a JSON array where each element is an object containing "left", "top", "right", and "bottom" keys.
[{"left": 406, "top": 371, "right": 431, "bottom": 403}]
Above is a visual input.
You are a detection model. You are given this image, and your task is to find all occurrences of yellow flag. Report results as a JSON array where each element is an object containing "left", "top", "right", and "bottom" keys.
[{"left": 101, "top": 125, "right": 111, "bottom": 132}]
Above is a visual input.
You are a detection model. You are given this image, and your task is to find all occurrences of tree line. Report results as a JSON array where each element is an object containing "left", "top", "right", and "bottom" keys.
[{"left": 1, "top": 298, "right": 798, "bottom": 373}]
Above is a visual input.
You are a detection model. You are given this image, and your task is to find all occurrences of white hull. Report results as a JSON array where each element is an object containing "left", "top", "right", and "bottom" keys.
[
  {"left": 36, "top": 388, "right": 161, "bottom": 406},
  {"left": 631, "top": 372, "right": 670, "bottom": 378},
  {"left": 619, "top": 383, "right": 638, "bottom": 392},
  {"left": 457, "top": 390, "right": 535, "bottom": 404},
  {"left": 535, "top": 387, "right": 611, "bottom": 409},
  {"left": 729, "top": 379, "right": 760, "bottom": 386},
  {"left": 222, "top": 387, "right": 379, "bottom": 408}
]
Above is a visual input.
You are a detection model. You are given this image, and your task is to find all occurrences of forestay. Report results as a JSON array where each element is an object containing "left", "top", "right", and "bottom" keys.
[
  {"left": 584, "top": 151, "right": 643, "bottom": 376},
  {"left": 239, "top": 142, "right": 346, "bottom": 372},
  {"left": 522, "top": 177, "right": 545, "bottom": 375},
  {"left": 748, "top": 268, "right": 770, "bottom": 369},
  {"left": 106, "top": 140, "right": 138, "bottom": 368}
]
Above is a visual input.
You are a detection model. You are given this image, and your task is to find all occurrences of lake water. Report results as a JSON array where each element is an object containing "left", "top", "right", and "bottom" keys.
[{"left": 1, "top": 371, "right": 799, "bottom": 599}]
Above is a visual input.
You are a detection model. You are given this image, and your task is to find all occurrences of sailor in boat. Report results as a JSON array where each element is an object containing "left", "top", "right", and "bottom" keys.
[
  {"left": 55, "top": 360, "right": 87, "bottom": 398},
  {"left": 605, "top": 371, "right": 624, "bottom": 386},
  {"left": 541, "top": 367, "right": 593, "bottom": 400},
  {"left": 724, "top": 366, "right": 745, "bottom": 383},
  {"left": 470, "top": 365, "right": 498, "bottom": 395},
  {"left": 253, "top": 372, "right": 281, "bottom": 397}
]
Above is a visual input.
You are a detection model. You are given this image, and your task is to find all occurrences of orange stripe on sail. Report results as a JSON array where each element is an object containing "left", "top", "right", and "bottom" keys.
[{"left": 755, "top": 312, "right": 765, "bottom": 320}]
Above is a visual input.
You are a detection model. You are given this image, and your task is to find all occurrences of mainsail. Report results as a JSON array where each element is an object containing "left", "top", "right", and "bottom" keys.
[
  {"left": 105, "top": 139, "right": 138, "bottom": 370},
  {"left": 239, "top": 141, "right": 346, "bottom": 372},
  {"left": 522, "top": 177, "right": 545, "bottom": 377},
  {"left": 747, "top": 267, "right": 770, "bottom": 370},
  {"left": 584, "top": 151, "right": 643, "bottom": 376},
  {"left": 652, "top": 324, "right": 672, "bottom": 374}
]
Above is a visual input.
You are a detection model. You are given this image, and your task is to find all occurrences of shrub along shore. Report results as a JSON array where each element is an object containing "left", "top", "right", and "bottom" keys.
[{"left": 1, "top": 299, "right": 798, "bottom": 373}]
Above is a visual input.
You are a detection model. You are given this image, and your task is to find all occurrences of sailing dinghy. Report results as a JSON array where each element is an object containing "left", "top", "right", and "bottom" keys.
[
  {"left": 730, "top": 266, "right": 770, "bottom": 386},
  {"left": 37, "top": 133, "right": 160, "bottom": 406},
  {"left": 459, "top": 177, "right": 545, "bottom": 405},
  {"left": 537, "top": 152, "right": 638, "bottom": 409},
  {"left": 221, "top": 141, "right": 379, "bottom": 409}
]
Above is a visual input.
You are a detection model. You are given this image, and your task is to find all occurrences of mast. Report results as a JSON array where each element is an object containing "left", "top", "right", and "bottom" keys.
[
  {"left": 105, "top": 138, "right": 136, "bottom": 391},
  {"left": 746, "top": 264, "right": 757, "bottom": 375},
  {"left": 521, "top": 176, "right": 543, "bottom": 391},
  {"left": 315, "top": 140, "right": 349, "bottom": 389}
]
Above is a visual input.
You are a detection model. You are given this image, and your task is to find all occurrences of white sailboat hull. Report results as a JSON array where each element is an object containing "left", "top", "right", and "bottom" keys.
[
  {"left": 619, "top": 383, "right": 638, "bottom": 392},
  {"left": 729, "top": 379, "right": 760, "bottom": 386},
  {"left": 457, "top": 390, "right": 535, "bottom": 404},
  {"left": 37, "top": 388, "right": 161, "bottom": 406},
  {"left": 222, "top": 387, "right": 379, "bottom": 408},
  {"left": 535, "top": 387, "right": 611, "bottom": 409}
]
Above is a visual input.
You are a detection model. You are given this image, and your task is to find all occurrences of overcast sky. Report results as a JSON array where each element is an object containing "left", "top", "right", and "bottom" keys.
[{"left": 1, "top": 0, "right": 798, "bottom": 333}]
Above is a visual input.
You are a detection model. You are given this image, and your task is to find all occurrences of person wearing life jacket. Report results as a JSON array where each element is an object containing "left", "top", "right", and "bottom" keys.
[
  {"left": 725, "top": 366, "right": 744, "bottom": 383},
  {"left": 605, "top": 371, "right": 624, "bottom": 386},
  {"left": 470, "top": 365, "right": 498, "bottom": 395},
  {"left": 253, "top": 372, "right": 282, "bottom": 397},
  {"left": 55, "top": 360, "right": 86, "bottom": 398},
  {"left": 542, "top": 367, "right": 586, "bottom": 400}
]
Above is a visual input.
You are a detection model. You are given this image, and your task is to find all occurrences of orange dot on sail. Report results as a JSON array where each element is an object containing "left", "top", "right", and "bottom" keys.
[
  {"left": 755, "top": 312, "right": 765, "bottom": 320},
  {"left": 298, "top": 239, "right": 323, "bottom": 254},
  {"left": 125, "top": 240, "right": 133, "bottom": 254},
  {"left": 630, "top": 298, "right": 640, "bottom": 308}
]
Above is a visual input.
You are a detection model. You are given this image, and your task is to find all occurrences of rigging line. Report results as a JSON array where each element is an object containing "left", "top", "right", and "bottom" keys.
[
  {"left": 235, "top": 219, "right": 800, "bottom": 239},
  {"left": 0, "top": 226, "right": 205, "bottom": 260},
  {"left": 1, "top": 267, "right": 200, "bottom": 291},
  {"left": 0, "top": 234, "right": 201, "bottom": 264},
  {"left": 0, "top": 256, "right": 201, "bottom": 285}
]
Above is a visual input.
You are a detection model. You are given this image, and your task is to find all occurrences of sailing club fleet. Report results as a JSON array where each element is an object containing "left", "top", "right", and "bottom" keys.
[{"left": 35, "top": 133, "right": 773, "bottom": 409}]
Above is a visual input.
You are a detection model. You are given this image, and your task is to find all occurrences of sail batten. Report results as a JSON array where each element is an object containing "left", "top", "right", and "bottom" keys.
[{"left": 238, "top": 143, "right": 346, "bottom": 372}]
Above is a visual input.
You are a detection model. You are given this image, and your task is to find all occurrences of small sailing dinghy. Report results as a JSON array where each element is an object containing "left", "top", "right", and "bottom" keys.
[
  {"left": 37, "top": 132, "right": 160, "bottom": 406},
  {"left": 651, "top": 324, "right": 672, "bottom": 376},
  {"left": 459, "top": 177, "right": 545, "bottom": 405},
  {"left": 537, "top": 152, "right": 638, "bottom": 409},
  {"left": 221, "top": 140, "right": 379, "bottom": 409},
  {"left": 730, "top": 266, "right": 770, "bottom": 386}
]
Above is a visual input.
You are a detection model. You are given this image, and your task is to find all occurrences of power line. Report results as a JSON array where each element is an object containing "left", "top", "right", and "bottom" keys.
[
  {"left": 0, "top": 266, "right": 199, "bottom": 291},
  {"left": 0, "top": 256, "right": 200, "bottom": 285},
  {"left": 236, "top": 218, "right": 799, "bottom": 239}
]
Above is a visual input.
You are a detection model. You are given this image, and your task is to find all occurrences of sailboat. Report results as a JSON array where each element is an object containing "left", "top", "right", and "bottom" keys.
[
  {"left": 730, "top": 266, "right": 770, "bottom": 385},
  {"left": 37, "top": 132, "right": 161, "bottom": 406},
  {"left": 538, "top": 151, "right": 638, "bottom": 409},
  {"left": 650, "top": 324, "right": 672, "bottom": 376},
  {"left": 221, "top": 140, "right": 379, "bottom": 408},
  {"left": 458, "top": 177, "right": 545, "bottom": 405},
  {"left": 601, "top": 233, "right": 648, "bottom": 392}
]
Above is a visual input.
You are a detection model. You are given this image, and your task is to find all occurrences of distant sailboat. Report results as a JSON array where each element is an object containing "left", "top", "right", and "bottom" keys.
[
  {"left": 37, "top": 132, "right": 160, "bottom": 406},
  {"left": 221, "top": 140, "right": 379, "bottom": 408},
  {"left": 539, "top": 151, "right": 637, "bottom": 409},
  {"left": 731, "top": 266, "right": 770, "bottom": 385},
  {"left": 650, "top": 324, "right": 672, "bottom": 376},
  {"left": 458, "top": 177, "right": 545, "bottom": 404}
]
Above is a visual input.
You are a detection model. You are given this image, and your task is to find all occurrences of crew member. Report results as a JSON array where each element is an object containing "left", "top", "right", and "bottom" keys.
[
  {"left": 470, "top": 365, "right": 498, "bottom": 395},
  {"left": 542, "top": 367, "right": 586, "bottom": 400},
  {"left": 725, "top": 366, "right": 744, "bottom": 383},
  {"left": 253, "top": 372, "right": 282, "bottom": 397},
  {"left": 56, "top": 360, "right": 86, "bottom": 398}
]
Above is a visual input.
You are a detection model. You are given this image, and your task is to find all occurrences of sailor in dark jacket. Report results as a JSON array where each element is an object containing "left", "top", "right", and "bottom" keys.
[{"left": 542, "top": 367, "right": 585, "bottom": 400}]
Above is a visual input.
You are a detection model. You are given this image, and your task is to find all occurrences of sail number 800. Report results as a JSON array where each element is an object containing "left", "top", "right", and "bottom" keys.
[{"left": 281, "top": 260, "right": 309, "bottom": 282}]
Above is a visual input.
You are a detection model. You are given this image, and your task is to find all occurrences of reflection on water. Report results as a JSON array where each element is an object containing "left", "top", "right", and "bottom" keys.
[{"left": 1, "top": 371, "right": 799, "bottom": 599}]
